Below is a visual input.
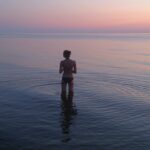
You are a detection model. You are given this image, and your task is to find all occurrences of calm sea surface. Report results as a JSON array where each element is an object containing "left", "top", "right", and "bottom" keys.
[{"left": 0, "top": 33, "right": 150, "bottom": 150}]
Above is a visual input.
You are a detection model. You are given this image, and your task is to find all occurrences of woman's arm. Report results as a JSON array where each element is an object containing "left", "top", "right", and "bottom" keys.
[
  {"left": 59, "top": 61, "right": 63, "bottom": 73},
  {"left": 73, "top": 61, "right": 77, "bottom": 74}
]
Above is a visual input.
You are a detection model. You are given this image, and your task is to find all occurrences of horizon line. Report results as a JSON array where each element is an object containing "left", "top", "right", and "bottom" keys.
[{"left": 1, "top": 31, "right": 150, "bottom": 34}]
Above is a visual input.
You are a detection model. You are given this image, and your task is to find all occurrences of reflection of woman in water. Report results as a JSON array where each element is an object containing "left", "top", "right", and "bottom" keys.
[
  {"left": 60, "top": 95, "right": 77, "bottom": 143},
  {"left": 59, "top": 50, "right": 77, "bottom": 98}
]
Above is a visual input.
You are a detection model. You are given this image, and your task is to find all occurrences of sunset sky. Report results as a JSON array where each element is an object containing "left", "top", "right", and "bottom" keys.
[{"left": 0, "top": 0, "right": 150, "bottom": 33}]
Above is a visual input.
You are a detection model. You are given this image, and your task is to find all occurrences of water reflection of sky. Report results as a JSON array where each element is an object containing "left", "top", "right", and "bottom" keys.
[
  {"left": 0, "top": 34, "right": 150, "bottom": 75},
  {"left": 0, "top": 34, "right": 150, "bottom": 149}
]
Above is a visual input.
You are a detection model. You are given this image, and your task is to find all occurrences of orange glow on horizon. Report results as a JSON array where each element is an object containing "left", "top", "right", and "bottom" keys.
[{"left": 0, "top": 0, "right": 150, "bottom": 32}]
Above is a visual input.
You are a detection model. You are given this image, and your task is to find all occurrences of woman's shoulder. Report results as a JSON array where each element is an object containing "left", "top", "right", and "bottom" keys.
[
  {"left": 60, "top": 60, "right": 65, "bottom": 63},
  {"left": 70, "top": 59, "right": 76, "bottom": 63}
]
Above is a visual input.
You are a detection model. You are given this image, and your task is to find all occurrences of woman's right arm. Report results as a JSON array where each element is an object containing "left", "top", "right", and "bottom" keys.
[{"left": 73, "top": 61, "right": 77, "bottom": 74}]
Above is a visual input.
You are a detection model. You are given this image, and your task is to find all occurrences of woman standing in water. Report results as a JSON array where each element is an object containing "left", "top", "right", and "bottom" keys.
[{"left": 59, "top": 50, "right": 77, "bottom": 99}]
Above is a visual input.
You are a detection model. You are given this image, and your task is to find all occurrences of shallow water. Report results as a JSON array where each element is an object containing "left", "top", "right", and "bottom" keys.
[{"left": 0, "top": 33, "right": 150, "bottom": 150}]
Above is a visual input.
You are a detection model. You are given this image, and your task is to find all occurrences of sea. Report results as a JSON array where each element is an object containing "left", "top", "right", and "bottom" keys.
[{"left": 0, "top": 33, "right": 150, "bottom": 150}]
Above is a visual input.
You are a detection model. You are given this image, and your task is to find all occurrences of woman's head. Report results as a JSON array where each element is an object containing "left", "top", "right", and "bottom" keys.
[{"left": 63, "top": 50, "right": 71, "bottom": 59}]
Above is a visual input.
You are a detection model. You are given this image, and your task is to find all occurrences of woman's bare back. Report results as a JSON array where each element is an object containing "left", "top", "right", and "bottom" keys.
[{"left": 59, "top": 59, "right": 76, "bottom": 78}]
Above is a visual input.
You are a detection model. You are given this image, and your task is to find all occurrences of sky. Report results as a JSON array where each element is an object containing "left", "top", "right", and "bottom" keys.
[{"left": 0, "top": 0, "right": 150, "bottom": 33}]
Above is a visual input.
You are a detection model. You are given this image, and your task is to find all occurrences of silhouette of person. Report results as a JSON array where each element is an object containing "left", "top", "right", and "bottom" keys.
[{"left": 59, "top": 50, "right": 77, "bottom": 98}]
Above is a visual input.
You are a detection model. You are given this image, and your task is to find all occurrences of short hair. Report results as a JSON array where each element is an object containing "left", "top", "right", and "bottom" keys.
[{"left": 63, "top": 50, "right": 71, "bottom": 58}]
